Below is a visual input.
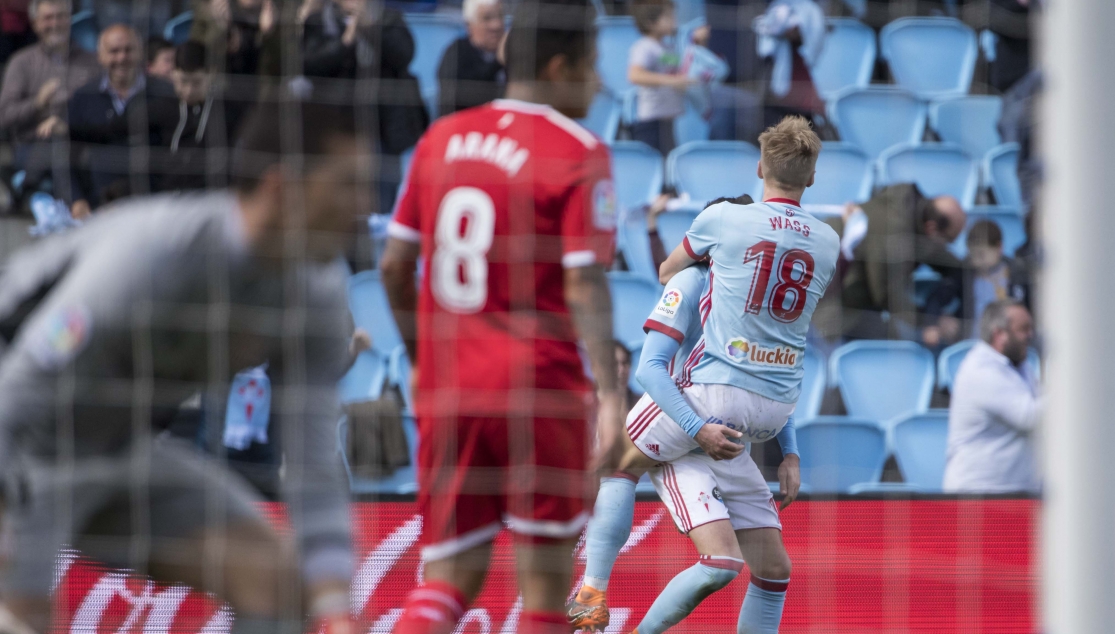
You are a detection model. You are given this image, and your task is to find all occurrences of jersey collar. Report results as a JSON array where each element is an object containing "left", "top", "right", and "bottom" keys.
[{"left": 764, "top": 197, "right": 801, "bottom": 206}]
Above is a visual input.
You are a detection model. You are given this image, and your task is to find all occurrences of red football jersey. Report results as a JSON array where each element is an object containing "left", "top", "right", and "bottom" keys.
[{"left": 389, "top": 99, "right": 616, "bottom": 418}]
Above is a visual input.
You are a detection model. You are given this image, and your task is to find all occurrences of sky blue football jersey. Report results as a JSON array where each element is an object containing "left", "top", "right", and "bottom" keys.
[
  {"left": 681, "top": 199, "right": 839, "bottom": 403},
  {"left": 643, "top": 264, "right": 707, "bottom": 379}
]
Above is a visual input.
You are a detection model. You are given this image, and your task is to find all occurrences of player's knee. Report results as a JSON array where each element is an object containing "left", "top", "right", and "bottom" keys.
[
  {"left": 753, "top": 552, "right": 792, "bottom": 581},
  {"left": 696, "top": 559, "right": 743, "bottom": 593}
]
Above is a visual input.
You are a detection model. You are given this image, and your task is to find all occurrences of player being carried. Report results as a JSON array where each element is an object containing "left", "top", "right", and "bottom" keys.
[
  {"left": 567, "top": 116, "right": 839, "bottom": 634},
  {"left": 380, "top": 2, "right": 626, "bottom": 633}
]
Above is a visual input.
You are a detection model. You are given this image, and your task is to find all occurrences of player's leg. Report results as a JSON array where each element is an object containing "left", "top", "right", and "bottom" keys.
[
  {"left": 571, "top": 395, "right": 669, "bottom": 630},
  {"left": 515, "top": 537, "right": 582, "bottom": 633},
  {"left": 632, "top": 460, "right": 745, "bottom": 634},
  {"left": 735, "top": 528, "right": 791, "bottom": 634},
  {"left": 394, "top": 416, "right": 504, "bottom": 634}
]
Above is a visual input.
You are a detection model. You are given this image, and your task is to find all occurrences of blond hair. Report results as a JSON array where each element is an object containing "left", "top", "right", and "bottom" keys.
[{"left": 757, "top": 116, "right": 821, "bottom": 190}]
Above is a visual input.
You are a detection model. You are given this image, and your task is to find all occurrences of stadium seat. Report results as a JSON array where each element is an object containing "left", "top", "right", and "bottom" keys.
[
  {"left": 848, "top": 482, "right": 923, "bottom": 494},
  {"left": 667, "top": 141, "right": 763, "bottom": 205},
  {"left": 983, "top": 142, "right": 1024, "bottom": 209},
  {"left": 955, "top": 206, "right": 1027, "bottom": 257},
  {"left": 892, "top": 411, "right": 949, "bottom": 491},
  {"left": 674, "top": 104, "right": 711, "bottom": 146},
  {"left": 596, "top": 16, "right": 641, "bottom": 95},
  {"left": 827, "top": 87, "right": 928, "bottom": 160},
  {"left": 929, "top": 95, "right": 1003, "bottom": 160},
  {"left": 577, "top": 91, "right": 623, "bottom": 142},
  {"left": 337, "top": 417, "right": 419, "bottom": 494},
  {"left": 796, "top": 417, "right": 888, "bottom": 492},
  {"left": 608, "top": 272, "right": 662, "bottom": 350},
  {"left": 937, "top": 339, "right": 1041, "bottom": 390},
  {"left": 339, "top": 350, "right": 390, "bottom": 403},
  {"left": 829, "top": 340, "right": 935, "bottom": 425},
  {"left": 798, "top": 347, "right": 827, "bottom": 420},
  {"left": 799, "top": 143, "right": 873, "bottom": 208},
  {"left": 811, "top": 18, "right": 877, "bottom": 101},
  {"left": 619, "top": 216, "right": 658, "bottom": 282},
  {"left": 877, "top": 143, "right": 979, "bottom": 209},
  {"left": 879, "top": 17, "right": 977, "bottom": 99},
  {"left": 655, "top": 210, "right": 697, "bottom": 254},
  {"left": 612, "top": 141, "right": 664, "bottom": 214},
  {"left": 404, "top": 14, "right": 466, "bottom": 97},
  {"left": 163, "top": 11, "right": 193, "bottom": 45},
  {"left": 71, "top": 11, "right": 98, "bottom": 53},
  {"left": 348, "top": 271, "right": 403, "bottom": 357}
]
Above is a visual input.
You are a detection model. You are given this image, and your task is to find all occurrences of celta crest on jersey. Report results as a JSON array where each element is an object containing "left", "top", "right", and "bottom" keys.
[
  {"left": 444, "top": 131, "right": 530, "bottom": 177},
  {"left": 725, "top": 337, "right": 801, "bottom": 368}
]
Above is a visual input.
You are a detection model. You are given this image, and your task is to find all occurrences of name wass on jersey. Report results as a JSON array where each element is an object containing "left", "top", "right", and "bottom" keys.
[{"left": 681, "top": 199, "right": 839, "bottom": 403}]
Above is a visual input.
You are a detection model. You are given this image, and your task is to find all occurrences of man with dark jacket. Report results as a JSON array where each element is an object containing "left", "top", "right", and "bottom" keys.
[
  {"left": 436, "top": 0, "right": 505, "bottom": 116},
  {"left": 66, "top": 24, "right": 178, "bottom": 214}
]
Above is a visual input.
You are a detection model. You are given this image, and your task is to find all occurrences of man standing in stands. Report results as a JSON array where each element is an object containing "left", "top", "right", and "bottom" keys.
[
  {"left": 0, "top": 0, "right": 100, "bottom": 195},
  {"left": 436, "top": 0, "right": 506, "bottom": 117},
  {"left": 380, "top": 2, "right": 624, "bottom": 631}
]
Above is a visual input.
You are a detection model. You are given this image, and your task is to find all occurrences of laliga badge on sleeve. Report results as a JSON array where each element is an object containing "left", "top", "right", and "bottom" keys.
[
  {"left": 655, "top": 289, "right": 683, "bottom": 319},
  {"left": 592, "top": 179, "right": 617, "bottom": 230},
  {"left": 28, "top": 304, "right": 92, "bottom": 371}
]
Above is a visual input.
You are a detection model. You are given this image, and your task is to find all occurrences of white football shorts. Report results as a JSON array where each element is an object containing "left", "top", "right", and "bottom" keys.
[
  {"left": 651, "top": 451, "right": 782, "bottom": 534},
  {"left": 625, "top": 382, "right": 795, "bottom": 462}
]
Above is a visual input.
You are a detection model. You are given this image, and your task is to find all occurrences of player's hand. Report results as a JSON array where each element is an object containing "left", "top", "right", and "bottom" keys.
[
  {"left": 593, "top": 390, "right": 627, "bottom": 474},
  {"left": 695, "top": 424, "right": 743, "bottom": 461},
  {"left": 778, "top": 454, "right": 800, "bottom": 511}
]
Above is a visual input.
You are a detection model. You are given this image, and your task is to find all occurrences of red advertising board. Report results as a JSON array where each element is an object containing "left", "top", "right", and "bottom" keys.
[{"left": 52, "top": 499, "right": 1039, "bottom": 633}]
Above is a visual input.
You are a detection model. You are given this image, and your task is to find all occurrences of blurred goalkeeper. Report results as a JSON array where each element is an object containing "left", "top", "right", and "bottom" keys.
[{"left": 0, "top": 102, "right": 362, "bottom": 634}]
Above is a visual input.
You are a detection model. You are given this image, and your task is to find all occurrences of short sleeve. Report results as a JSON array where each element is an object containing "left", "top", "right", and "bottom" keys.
[
  {"left": 682, "top": 204, "right": 722, "bottom": 260},
  {"left": 628, "top": 38, "right": 656, "bottom": 70},
  {"left": 387, "top": 136, "right": 426, "bottom": 243},
  {"left": 643, "top": 269, "right": 701, "bottom": 344},
  {"left": 561, "top": 143, "right": 617, "bottom": 268}
]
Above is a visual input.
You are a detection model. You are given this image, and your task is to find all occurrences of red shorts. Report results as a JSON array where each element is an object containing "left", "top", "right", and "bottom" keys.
[{"left": 416, "top": 414, "right": 593, "bottom": 562}]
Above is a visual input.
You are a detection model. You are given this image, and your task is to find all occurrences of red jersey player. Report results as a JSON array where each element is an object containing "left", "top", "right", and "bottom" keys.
[{"left": 379, "top": 2, "right": 626, "bottom": 632}]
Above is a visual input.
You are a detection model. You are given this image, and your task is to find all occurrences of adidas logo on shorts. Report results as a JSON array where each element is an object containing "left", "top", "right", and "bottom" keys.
[{"left": 645, "top": 443, "right": 660, "bottom": 456}]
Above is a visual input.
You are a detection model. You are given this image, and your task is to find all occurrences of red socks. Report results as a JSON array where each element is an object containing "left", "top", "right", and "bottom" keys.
[{"left": 392, "top": 581, "right": 467, "bottom": 634}]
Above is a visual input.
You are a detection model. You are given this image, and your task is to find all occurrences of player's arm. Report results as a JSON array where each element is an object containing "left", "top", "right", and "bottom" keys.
[
  {"left": 775, "top": 417, "right": 800, "bottom": 510},
  {"left": 564, "top": 264, "right": 626, "bottom": 471},
  {"left": 659, "top": 205, "right": 722, "bottom": 285},
  {"left": 659, "top": 242, "right": 701, "bottom": 285},
  {"left": 635, "top": 331, "right": 743, "bottom": 460},
  {"left": 380, "top": 237, "right": 421, "bottom": 364}
]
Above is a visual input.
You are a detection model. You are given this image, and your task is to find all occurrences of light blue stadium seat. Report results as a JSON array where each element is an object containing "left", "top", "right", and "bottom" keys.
[
  {"left": 339, "top": 350, "right": 389, "bottom": 403},
  {"left": 596, "top": 16, "right": 641, "bottom": 96},
  {"left": 619, "top": 216, "right": 658, "bottom": 282},
  {"left": 829, "top": 340, "right": 934, "bottom": 425},
  {"left": 674, "top": 104, "right": 711, "bottom": 146},
  {"left": 404, "top": 14, "right": 466, "bottom": 97},
  {"left": 348, "top": 271, "right": 403, "bottom": 357},
  {"left": 798, "top": 347, "right": 827, "bottom": 420},
  {"left": 827, "top": 87, "right": 928, "bottom": 160},
  {"left": 937, "top": 339, "right": 1041, "bottom": 390},
  {"left": 983, "top": 143, "right": 1023, "bottom": 209},
  {"left": 655, "top": 210, "right": 697, "bottom": 254},
  {"left": 71, "top": 11, "right": 98, "bottom": 53},
  {"left": 892, "top": 411, "right": 949, "bottom": 491},
  {"left": 800, "top": 142, "right": 873, "bottom": 207},
  {"left": 811, "top": 18, "right": 877, "bottom": 101},
  {"left": 608, "top": 272, "right": 661, "bottom": 350},
  {"left": 337, "top": 417, "right": 418, "bottom": 495},
  {"left": 877, "top": 143, "right": 979, "bottom": 209},
  {"left": 848, "top": 482, "right": 923, "bottom": 494},
  {"left": 956, "top": 206, "right": 1027, "bottom": 257},
  {"left": 578, "top": 91, "right": 623, "bottom": 142},
  {"left": 880, "top": 17, "right": 977, "bottom": 100},
  {"left": 929, "top": 96, "right": 1003, "bottom": 160},
  {"left": 163, "top": 10, "right": 193, "bottom": 45},
  {"left": 612, "top": 141, "right": 664, "bottom": 214},
  {"left": 796, "top": 417, "right": 888, "bottom": 493},
  {"left": 667, "top": 141, "right": 763, "bottom": 205}
]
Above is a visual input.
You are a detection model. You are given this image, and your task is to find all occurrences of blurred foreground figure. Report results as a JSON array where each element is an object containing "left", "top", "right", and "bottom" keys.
[
  {"left": 0, "top": 101, "right": 363, "bottom": 634},
  {"left": 379, "top": 1, "right": 623, "bottom": 632}
]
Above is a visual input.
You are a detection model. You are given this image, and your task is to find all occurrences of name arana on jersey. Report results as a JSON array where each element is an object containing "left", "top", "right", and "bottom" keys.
[{"left": 444, "top": 132, "right": 530, "bottom": 177}]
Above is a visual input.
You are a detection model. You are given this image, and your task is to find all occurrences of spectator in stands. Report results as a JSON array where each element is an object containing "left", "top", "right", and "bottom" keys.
[
  {"left": 436, "top": 0, "right": 505, "bottom": 117},
  {"left": 943, "top": 299, "right": 1040, "bottom": 493},
  {"left": 959, "top": 219, "right": 1031, "bottom": 339},
  {"left": 0, "top": 0, "right": 100, "bottom": 191},
  {"left": 160, "top": 41, "right": 247, "bottom": 191},
  {"left": 614, "top": 340, "right": 639, "bottom": 413},
  {"left": 190, "top": 0, "right": 275, "bottom": 75},
  {"left": 0, "top": 0, "right": 33, "bottom": 66},
  {"left": 752, "top": 0, "right": 826, "bottom": 132},
  {"left": 815, "top": 185, "right": 967, "bottom": 345},
  {"left": 67, "top": 24, "right": 178, "bottom": 216},
  {"left": 627, "top": 0, "right": 690, "bottom": 156},
  {"left": 146, "top": 36, "right": 176, "bottom": 79}
]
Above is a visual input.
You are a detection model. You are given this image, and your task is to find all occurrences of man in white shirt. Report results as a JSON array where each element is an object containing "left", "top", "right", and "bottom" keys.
[{"left": 944, "top": 299, "right": 1041, "bottom": 493}]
